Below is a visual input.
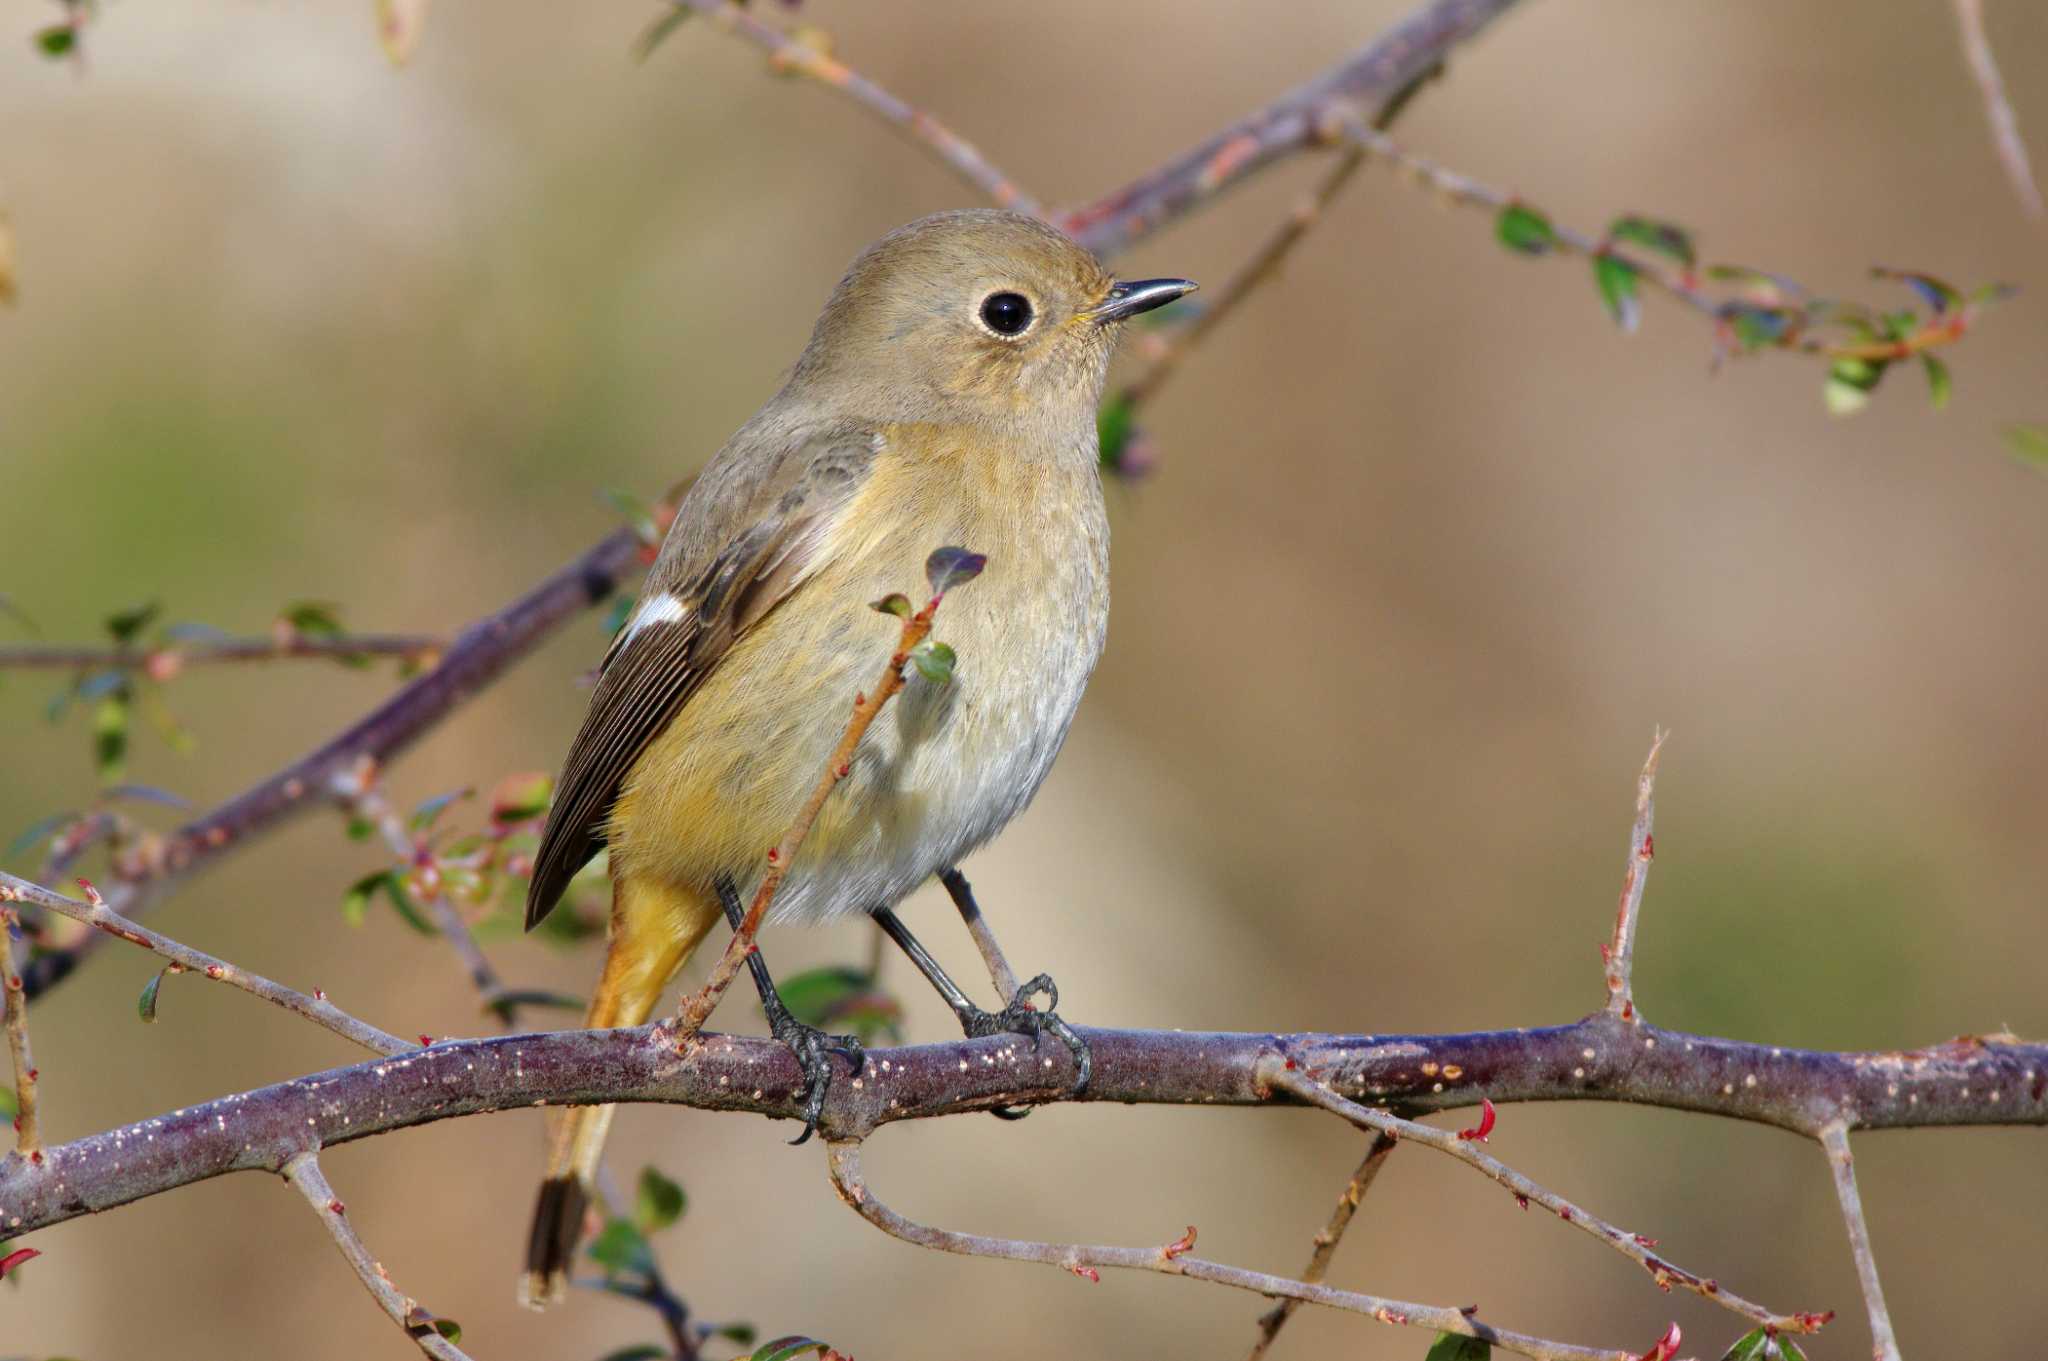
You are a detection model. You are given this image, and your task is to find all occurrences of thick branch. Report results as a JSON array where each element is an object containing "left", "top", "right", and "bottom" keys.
[{"left": 6, "top": 1015, "right": 2042, "bottom": 1237}]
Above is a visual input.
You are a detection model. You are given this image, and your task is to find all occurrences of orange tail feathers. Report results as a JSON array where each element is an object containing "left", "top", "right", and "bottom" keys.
[{"left": 519, "top": 875, "right": 722, "bottom": 1310}]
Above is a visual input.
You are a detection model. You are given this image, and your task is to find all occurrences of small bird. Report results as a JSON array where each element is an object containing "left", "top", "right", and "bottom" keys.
[{"left": 518, "top": 209, "right": 1193, "bottom": 1307}]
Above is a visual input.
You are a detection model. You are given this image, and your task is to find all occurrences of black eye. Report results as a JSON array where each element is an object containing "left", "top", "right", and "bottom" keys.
[{"left": 979, "top": 291, "right": 1033, "bottom": 336}]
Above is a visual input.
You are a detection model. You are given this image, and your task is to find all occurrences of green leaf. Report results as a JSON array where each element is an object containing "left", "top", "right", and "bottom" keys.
[
  {"left": 104, "top": 601, "right": 161, "bottom": 646},
  {"left": 1494, "top": 203, "right": 1554, "bottom": 255},
  {"left": 280, "top": 600, "right": 344, "bottom": 640},
  {"left": 1592, "top": 254, "right": 1642, "bottom": 333},
  {"left": 35, "top": 25, "right": 76, "bottom": 57},
  {"left": 1722, "top": 303, "right": 1795, "bottom": 353},
  {"left": 345, "top": 816, "right": 375, "bottom": 842},
  {"left": 1097, "top": 391, "right": 1136, "bottom": 473},
  {"left": 1609, "top": 215, "right": 1695, "bottom": 268},
  {"left": 93, "top": 694, "right": 130, "bottom": 783},
  {"left": 586, "top": 1217, "right": 654, "bottom": 1280},
  {"left": 2004, "top": 423, "right": 2048, "bottom": 471},
  {"left": 635, "top": 1165, "right": 686, "bottom": 1233},
  {"left": 908, "top": 641, "right": 957, "bottom": 686},
  {"left": 1824, "top": 356, "right": 1886, "bottom": 417},
  {"left": 342, "top": 870, "right": 385, "bottom": 927},
  {"left": 600, "top": 487, "right": 660, "bottom": 544},
  {"left": 483, "top": 989, "right": 585, "bottom": 1024},
  {"left": 0, "top": 1086, "right": 19, "bottom": 1121},
  {"left": 1706, "top": 263, "right": 1804, "bottom": 306},
  {"left": 600, "top": 594, "right": 635, "bottom": 639},
  {"left": 714, "top": 1323, "right": 760, "bottom": 1346},
  {"left": 433, "top": 1319, "right": 463, "bottom": 1345},
  {"left": 490, "top": 772, "right": 553, "bottom": 826},
  {"left": 631, "top": 7, "right": 689, "bottom": 61},
  {"left": 870, "top": 593, "right": 912, "bottom": 620},
  {"left": 596, "top": 1348, "right": 669, "bottom": 1361},
  {"left": 380, "top": 873, "right": 438, "bottom": 935},
  {"left": 1424, "top": 1334, "right": 1491, "bottom": 1361},
  {"left": 138, "top": 966, "right": 171, "bottom": 1023},
  {"left": 1872, "top": 267, "right": 1960, "bottom": 315},
  {"left": 752, "top": 1339, "right": 841, "bottom": 1361},
  {"left": 924, "top": 547, "right": 987, "bottom": 597},
  {"left": 1920, "top": 352, "right": 1952, "bottom": 410},
  {"left": 1720, "top": 1328, "right": 1805, "bottom": 1361},
  {"left": 776, "top": 966, "right": 904, "bottom": 1044},
  {"left": 409, "top": 787, "right": 472, "bottom": 834}
]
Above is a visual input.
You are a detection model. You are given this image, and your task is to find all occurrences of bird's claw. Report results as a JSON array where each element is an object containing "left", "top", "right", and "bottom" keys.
[
  {"left": 767, "top": 1008, "right": 864, "bottom": 1146},
  {"left": 959, "top": 972, "right": 1090, "bottom": 1113}
]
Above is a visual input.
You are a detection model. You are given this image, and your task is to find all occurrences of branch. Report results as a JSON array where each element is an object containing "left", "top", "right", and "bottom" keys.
[
  {"left": 1602, "top": 730, "right": 1665, "bottom": 1021},
  {"left": 283, "top": 1151, "right": 472, "bottom": 1360},
  {"left": 0, "top": 632, "right": 444, "bottom": 672},
  {"left": 1061, "top": 0, "right": 1526, "bottom": 256},
  {"left": 1951, "top": 0, "right": 2043, "bottom": 218},
  {"left": 825, "top": 1140, "right": 1637, "bottom": 1361},
  {"left": 671, "top": 0, "right": 1040, "bottom": 215},
  {"left": 2, "top": 918, "right": 39, "bottom": 1156},
  {"left": 1, "top": 872, "right": 413, "bottom": 1058},
  {"left": 19, "top": 523, "right": 645, "bottom": 1000},
  {"left": 1245, "top": 1132, "right": 1397, "bottom": 1361},
  {"left": 1820, "top": 1121, "right": 1901, "bottom": 1361},
  {"left": 7, "top": 1016, "right": 2043, "bottom": 1238}
]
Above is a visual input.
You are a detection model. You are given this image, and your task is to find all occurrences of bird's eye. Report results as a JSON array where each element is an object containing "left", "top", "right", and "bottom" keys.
[{"left": 978, "top": 291, "right": 1034, "bottom": 337}]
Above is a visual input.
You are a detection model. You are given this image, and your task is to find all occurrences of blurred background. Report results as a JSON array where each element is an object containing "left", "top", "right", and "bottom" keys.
[{"left": 4, "top": 2, "right": 2046, "bottom": 1358}]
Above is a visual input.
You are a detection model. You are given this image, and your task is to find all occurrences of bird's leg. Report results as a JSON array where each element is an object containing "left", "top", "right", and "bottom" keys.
[
  {"left": 715, "top": 876, "right": 863, "bottom": 1145},
  {"left": 939, "top": 866, "right": 1019, "bottom": 1001},
  {"left": 872, "top": 900, "right": 1090, "bottom": 1095}
]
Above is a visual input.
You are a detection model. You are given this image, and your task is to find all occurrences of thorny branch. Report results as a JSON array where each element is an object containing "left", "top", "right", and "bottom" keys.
[
  {"left": 283, "top": 1151, "right": 473, "bottom": 1361},
  {"left": 1602, "top": 728, "right": 1665, "bottom": 1021},
  {"left": 1821, "top": 1121, "right": 1901, "bottom": 1361},
  {"left": 825, "top": 1140, "right": 1643, "bottom": 1361},
  {"left": 1244, "top": 1132, "right": 1397, "bottom": 1361}
]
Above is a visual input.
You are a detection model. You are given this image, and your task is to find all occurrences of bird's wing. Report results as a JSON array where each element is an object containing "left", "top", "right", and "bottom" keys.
[{"left": 524, "top": 423, "right": 880, "bottom": 928}]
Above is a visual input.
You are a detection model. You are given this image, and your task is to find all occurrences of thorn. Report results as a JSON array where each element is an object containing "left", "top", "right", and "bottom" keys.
[
  {"left": 1515, "top": 1194, "right": 1529, "bottom": 1211},
  {"left": 1067, "top": 1264, "right": 1099, "bottom": 1283},
  {"left": 328, "top": 1198, "right": 347, "bottom": 1215},
  {"left": 1640, "top": 833, "right": 1654, "bottom": 859},
  {"left": 1638, "top": 1322, "right": 1681, "bottom": 1361},
  {"left": 766, "top": 847, "right": 780, "bottom": 863},
  {"left": 418, "top": 1034, "right": 435, "bottom": 1046},
  {"left": 76, "top": 877, "right": 103, "bottom": 907},
  {"left": 314, "top": 989, "right": 327, "bottom": 1002},
  {"left": 1457, "top": 1097, "right": 1496, "bottom": 1142},
  {"left": 1633, "top": 1233, "right": 1659, "bottom": 1247},
  {"left": 1162, "top": 1225, "right": 1197, "bottom": 1259}
]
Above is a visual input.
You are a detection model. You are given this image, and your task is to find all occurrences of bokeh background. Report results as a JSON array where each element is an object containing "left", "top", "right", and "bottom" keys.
[{"left": 4, "top": 2, "right": 2047, "bottom": 1358}]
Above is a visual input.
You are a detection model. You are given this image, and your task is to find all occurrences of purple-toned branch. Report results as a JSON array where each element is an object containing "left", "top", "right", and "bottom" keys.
[
  {"left": 825, "top": 1140, "right": 1645, "bottom": 1361},
  {"left": 1244, "top": 1131, "right": 1397, "bottom": 1361},
  {"left": 283, "top": 1152, "right": 473, "bottom": 1361},
  {"left": 0, "top": 632, "right": 444, "bottom": 672},
  {"left": 1820, "top": 1121, "right": 1901, "bottom": 1361},
  {"left": 1952, "top": 0, "right": 2043, "bottom": 219},
  {"left": 1, "top": 872, "right": 413, "bottom": 1058}
]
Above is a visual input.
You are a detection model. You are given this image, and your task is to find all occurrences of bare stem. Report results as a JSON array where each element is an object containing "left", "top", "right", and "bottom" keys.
[
  {"left": 1604, "top": 729, "right": 1666, "bottom": 1020},
  {"left": 0, "top": 632, "right": 444, "bottom": 672},
  {"left": 2, "top": 920, "right": 40, "bottom": 1156},
  {"left": 1268, "top": 1063, "right": 1826, "bottom": 1335},
  {"left": 283, "top": 1152, "right": 473, "bottom": 1361},
  {"left": 826, "top": 1139, "right": 1636, "bottom": 1361},
  {"left": 1952, "top": 0, "right": 2043, "bottom": 218},
  {"left": 674, "top": 575, "right": 961, "bottom": 1037},
  {"left": 674, "top": 0, "right": 1040, "bottom": 215},
  {"left": 1820, "top": 1120, "right": 1901, "bottom": 1361},
  {"left": 1246, "top": 1132, "right": 1397, "bottom": 1361},
  {"left": 0, "top": 871, "right": 413, "bottom": 1058}
]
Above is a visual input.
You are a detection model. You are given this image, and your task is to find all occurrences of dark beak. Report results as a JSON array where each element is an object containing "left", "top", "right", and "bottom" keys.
[{"left": 1090, "top": 277, "right": 1198, "bottom": 324}]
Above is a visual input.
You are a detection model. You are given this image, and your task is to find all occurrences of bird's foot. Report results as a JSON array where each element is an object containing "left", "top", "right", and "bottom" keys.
[
  {"left": 765, "top": 1003, "right": 864, "bottom": 1146},
  {"left": 957, "top": 973, "right": 1090, "bottom": 1115}
]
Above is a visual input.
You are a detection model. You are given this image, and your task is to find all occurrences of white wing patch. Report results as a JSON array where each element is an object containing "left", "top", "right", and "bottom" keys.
[{"left": 624, "top": 593, "right": 687, "bottom": 641}]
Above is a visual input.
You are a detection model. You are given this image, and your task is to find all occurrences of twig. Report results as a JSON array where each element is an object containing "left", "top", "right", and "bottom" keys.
[
  {"left": 0, "top": 871, "right": 412, "bottom": 1058},
  {"left": 1, "top": 921, "right": 39, "bottom": 1156},
  {"left": 938, "top": 868, "right": 1019, "bottom": 1003},
  {"left": 1952, "top": 0, "right": 2043, "bottom": 218},
  {"left": 1062, "top": 0, "right": 1525, "bottom": 256},
  {"left": 19, "top": 523, "right": 647, "bottom": 1001},
  {"left": 672, "top": 0, "right": 1040, "bottom": 215},
  {"left": 1245, "top": 1132, "right": 1397, "bottom": 1361},
  {"left": 1820, "top": 1121, "right": 1901, "bottom": 1361},
  {"left": 1268, "top": 1063, "right": 1826, "bottom": 1335},
  {"left": 674, "top": 557, "right": 974, "bottom": 1037},
  {"left": 0, "top": 632, "right": 444, "bottom": 672},
  {"left": 283, "top": 1151, "right": 473, "bottom": 1361},
  {"left": 1603, "top": 729, "right": 1665, "bottom": 1021},
  {"left": 825, "top": 1140, "right": 1635, "bottom": 1361}
]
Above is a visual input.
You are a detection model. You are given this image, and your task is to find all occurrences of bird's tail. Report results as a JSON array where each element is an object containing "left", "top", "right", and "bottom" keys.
[{"left": 519, "top": 874, "right": 723, "bottom": 1310}]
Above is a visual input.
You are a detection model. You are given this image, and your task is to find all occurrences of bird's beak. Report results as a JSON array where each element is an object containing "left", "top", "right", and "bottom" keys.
[{"left": 1089, "top": 277, "right": 1198, "bottom": 324}]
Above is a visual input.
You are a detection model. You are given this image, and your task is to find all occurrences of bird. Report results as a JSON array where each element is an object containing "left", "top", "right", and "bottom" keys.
[{"left": 517, "top": 208, "right": 1194, "bottom": 1307}]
